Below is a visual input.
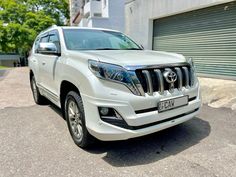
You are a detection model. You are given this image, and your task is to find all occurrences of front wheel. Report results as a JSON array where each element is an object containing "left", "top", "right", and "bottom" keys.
[{"left": 65, "top": 91, "right": 94, "bottom": 148}]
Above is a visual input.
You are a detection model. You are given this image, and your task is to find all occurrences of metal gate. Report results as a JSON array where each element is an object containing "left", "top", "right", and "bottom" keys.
[{"left": 153, "top": 1, "right": 236, "bottom": 79}]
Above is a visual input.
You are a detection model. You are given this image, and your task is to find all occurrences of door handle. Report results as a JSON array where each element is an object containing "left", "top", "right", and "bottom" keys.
[{"left": 42, "top": 61, "right": 46, "bottom": 65}]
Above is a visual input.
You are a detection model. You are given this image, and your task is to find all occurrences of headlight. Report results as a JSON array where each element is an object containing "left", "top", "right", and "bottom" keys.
[
  {"left": 187, "top": 58, "right": 195, "bottom": 70},
  {"left": 187, "top": 57, "right": 196, "bottom": 86},
  {"left": 88, "top": 60, "right": 144, "bottom": 96}
]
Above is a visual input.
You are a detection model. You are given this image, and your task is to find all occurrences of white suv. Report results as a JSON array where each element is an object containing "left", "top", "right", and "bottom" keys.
[{"left": 29, "top": 26, "right": 201, "bottom": 148}]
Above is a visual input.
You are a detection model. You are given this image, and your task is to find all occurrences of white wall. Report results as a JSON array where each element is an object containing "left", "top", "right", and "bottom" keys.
[
  {"left": 83, "top": 1, "right": 91, "bottom": 16},
  {"left": 101, "top": 0, "right": 109, "bottom": 17},
  {"left": 125, "top": 0, "right": 234, "bottom": 49},
  {"left": 107, "top": 0, "right": 125, "bottom": 32},
  {"left": 81, "top": 0, "right": 125, "bottom": 32}
]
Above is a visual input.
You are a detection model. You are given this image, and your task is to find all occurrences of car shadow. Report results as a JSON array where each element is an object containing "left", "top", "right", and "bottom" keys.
[
  {"left": 48, "top": 104, "right": 210, "bottom": 167},
  {"left": 49, "top": 103, "right": 65, "bottom": 120}
]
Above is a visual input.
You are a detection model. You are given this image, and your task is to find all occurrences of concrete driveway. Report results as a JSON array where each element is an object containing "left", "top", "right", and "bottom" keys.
[
  {"left": 0, "top": 69, "right": 8, "bottom": 80},
  {"left": 0, "top": 68, "right": 236, "bottom": 177}
]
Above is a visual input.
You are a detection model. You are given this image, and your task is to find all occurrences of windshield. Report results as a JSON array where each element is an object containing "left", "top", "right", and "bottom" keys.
[{"left": 63, "top": 29, "right": 142, "bottom": 50}]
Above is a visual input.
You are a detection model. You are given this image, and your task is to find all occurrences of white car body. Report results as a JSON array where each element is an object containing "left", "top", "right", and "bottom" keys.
[{"left": 29, "top": 26, "right": 201, "bottom": 141}]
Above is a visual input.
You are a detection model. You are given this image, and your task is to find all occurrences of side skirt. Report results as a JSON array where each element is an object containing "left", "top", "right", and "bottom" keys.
[{"left": 37, "top": 84, "right": 61, "bottom": 107}]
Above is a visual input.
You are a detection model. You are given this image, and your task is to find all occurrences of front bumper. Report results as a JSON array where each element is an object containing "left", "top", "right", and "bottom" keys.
[{"left": 81, "top": 82, "right": 201, "bottom": 141}]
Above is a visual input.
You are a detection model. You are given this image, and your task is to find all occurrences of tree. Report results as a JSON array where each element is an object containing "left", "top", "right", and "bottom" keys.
[{"left": 0, "top": 0, "right": 69, "bottom": 55}]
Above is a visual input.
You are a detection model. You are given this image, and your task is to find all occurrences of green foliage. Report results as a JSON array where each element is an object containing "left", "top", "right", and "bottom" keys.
[
  {"left": 0, "top": 0, "right": 69, "bottom": 54},
  {"left": 0, "top": 65, "right": 8, "bottom": 69}
]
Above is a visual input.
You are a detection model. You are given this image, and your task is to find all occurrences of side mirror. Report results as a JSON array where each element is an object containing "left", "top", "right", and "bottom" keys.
[{"left": 38, "top": 42, "right": 60, "bottom": 56}]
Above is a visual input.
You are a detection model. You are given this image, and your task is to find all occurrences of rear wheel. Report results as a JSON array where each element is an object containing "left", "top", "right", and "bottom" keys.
[
  {"left": 30, "top": 76, "right": 47, "bottom": 105},
  {"left": 65, "top": 91, "right": 94, "bottom": 148}
]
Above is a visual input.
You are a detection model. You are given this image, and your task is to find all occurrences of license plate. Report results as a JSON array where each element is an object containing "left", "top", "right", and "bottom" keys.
[{"left": 158, "top": 96, "right": 188, "bottom": 113}]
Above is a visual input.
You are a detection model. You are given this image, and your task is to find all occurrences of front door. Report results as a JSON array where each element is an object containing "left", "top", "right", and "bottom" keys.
[{"left": 40, "top": 30, "right": 61, "bottom": 100}]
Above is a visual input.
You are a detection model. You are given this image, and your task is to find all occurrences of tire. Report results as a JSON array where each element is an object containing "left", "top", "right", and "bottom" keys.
[
  {"left": 30, "top": 76, "right": 47, "bottom": 105},
  {"left": 65, "top": 91, "right": 94, "bottom": 148}
]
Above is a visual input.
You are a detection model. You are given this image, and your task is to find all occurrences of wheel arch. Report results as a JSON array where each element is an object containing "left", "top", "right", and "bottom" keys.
[
  {"left": 29, "top": 69, "right": 34, "bottom": 80},
  {"left": 60, "top": 80, "right": 81, "bottom": 114}
]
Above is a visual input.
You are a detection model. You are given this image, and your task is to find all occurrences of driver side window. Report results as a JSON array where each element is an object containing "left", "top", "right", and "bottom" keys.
[
  {"left": 34, "top": 34, "right": 48, "bottom": 53},
  {"left": 34, "top": 37, "right": 40, "bottom": 53},
  {"left": 40, "top": 35, "right": 49, "bottom": 42},
  {"left": 48, "top": 30, "right": 61, "bottom": 53}
]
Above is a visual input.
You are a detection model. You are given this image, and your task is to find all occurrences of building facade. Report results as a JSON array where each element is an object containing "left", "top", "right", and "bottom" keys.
[
  {"left": 69, "top": 0, "right": 84, "bottom": 25},
  {"left": 71, "top": 0, "right": 125, "bottom": 32},
  {"left": 125, "top": 0, "right": 236, "bottom": 79}
]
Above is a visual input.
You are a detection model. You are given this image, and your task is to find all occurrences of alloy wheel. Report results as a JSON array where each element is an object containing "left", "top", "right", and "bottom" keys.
[
  {"left": 67, "top": 99, "right": 83, "bottom": 140},
  {"left": 32, "top": 78, "right": 38, "bottom": 101}
]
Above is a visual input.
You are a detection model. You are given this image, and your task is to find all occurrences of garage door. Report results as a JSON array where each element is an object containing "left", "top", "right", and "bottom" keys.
[{"left": 153, "top": 2, "right": 236, "bottom": 79}]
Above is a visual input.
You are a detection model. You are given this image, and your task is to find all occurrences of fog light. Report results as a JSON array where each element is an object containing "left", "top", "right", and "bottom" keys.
[
  {"left": 98, "top": 107, "right": 129, "bottom": 129},
  {"left": 99, "top": 107, "right": 109, "bottom": 116}
]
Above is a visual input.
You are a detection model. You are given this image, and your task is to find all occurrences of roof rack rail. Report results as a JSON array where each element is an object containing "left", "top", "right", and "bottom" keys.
[{"left": 39, "top": 25, "right": 58, "bottom": 35}]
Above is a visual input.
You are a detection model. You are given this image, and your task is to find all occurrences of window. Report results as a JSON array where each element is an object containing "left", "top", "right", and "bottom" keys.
[
  {"left": 48, "top": 34, "right": 58, "bottom": 43},
  {"left": 49, "top": 30, "right": 61, "bottom": 52},
  {"left": 34, "top": 33, "right": 48, "bottom": 53},
  {"left": 34, "top": 37, "right": 40, "bottom": 53},
  {"left": 63, "top": 29, "right": 141, "bottom": 51},
  {"left": 40, "top": 35, "right": 49, "bottom": 42},
  {"left": 93, "top": 13, "right": 102, "bottom": 17}
]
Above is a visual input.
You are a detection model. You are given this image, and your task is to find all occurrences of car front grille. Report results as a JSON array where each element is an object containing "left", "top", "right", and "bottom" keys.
[{"left": 135, "top": 64, "right": 194, "bottom": 95}]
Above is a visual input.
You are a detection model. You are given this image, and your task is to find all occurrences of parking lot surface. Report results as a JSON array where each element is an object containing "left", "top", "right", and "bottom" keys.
[{"left": 0, "top": 68, "right": 235, "bottom": 177}]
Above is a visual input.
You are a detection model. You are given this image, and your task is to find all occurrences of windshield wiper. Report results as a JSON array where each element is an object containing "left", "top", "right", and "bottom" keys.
[
  {"left": 95, "top": 48, "right": 143, "bottom": 50},
  {"left": 124, "top": 48, "right": 143, "bottom": 50},
  {"left": 95, "top": 48, "right": 119, "bottom": 50}
]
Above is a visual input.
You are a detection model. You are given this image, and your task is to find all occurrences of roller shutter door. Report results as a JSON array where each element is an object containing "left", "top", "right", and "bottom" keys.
[{"left": 153, "top": 2, "right": 236, "bottom": 79}]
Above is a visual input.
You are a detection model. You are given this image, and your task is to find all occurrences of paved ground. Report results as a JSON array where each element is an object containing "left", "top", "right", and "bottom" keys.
[
  {"left": 0, "top": 69, "right": 8, "bottom": 80},
  {"left": 199, "top": 77, "right": 236, "bottom": 110},
  {"left": 0, "top": 68, "right": 236, "bottom": 177},
  {"left": 0, "top": 70, "right": 5, "bottom": 77},
  {"left": 0, "top": 68, "right": 34, "bottom": 109}
]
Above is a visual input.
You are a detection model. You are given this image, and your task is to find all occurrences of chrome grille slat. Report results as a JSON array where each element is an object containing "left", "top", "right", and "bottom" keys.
[
  {"left": 175, "top": 67, "right": 183, "bottom": 90},
  {"left": 136, "top": 65, "right": 193, "bottom": 95},
  {"left": 142, "top": 70, "right": 153, "bottom": 95},
  {"left": 154, "top": 69, "right": 164, "bottom": 94},
  {"left": 190, "top": 67, "right": 195, "bottom": 86},
  {"left": 182, "top": 67, "right": 190, "bottom": 88}
]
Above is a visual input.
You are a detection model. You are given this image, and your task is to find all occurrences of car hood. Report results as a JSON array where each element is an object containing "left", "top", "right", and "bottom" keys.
[{"left": 75, "top": 50, "right": 186, "bottom": 67}]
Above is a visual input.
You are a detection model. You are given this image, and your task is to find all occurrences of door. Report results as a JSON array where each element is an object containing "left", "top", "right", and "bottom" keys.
[
  {"left": 153, "top": 2, "right": 236, "bottom": 79},
  {"left": 40, "top": 30, "right": 61, "bottom": 98},
  {"left": 34, "top": 33, "right": 49, "bottom": 87}
]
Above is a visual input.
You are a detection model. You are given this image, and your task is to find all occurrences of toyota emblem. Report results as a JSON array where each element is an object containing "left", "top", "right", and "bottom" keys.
[{"left": 163, "top": 70, "right": 177, "bottom": 84}]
